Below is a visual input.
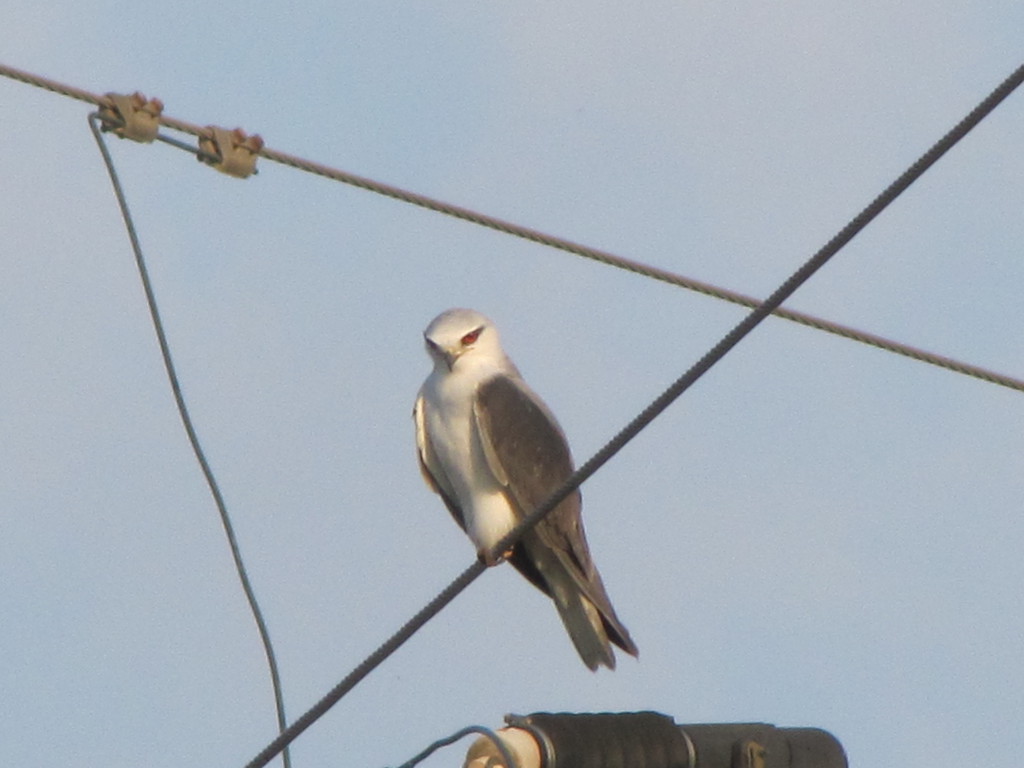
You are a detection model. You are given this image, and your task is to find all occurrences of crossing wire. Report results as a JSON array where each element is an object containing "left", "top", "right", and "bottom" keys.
[
  {"left": 87, "top": 114, "right": 291, "bottom": 768},
  {"left": 1, "top": 61, "right": 1022, "bottom": 395},
  {"left": 241, "top": 60, "right": 1024, "bottom": 768}
]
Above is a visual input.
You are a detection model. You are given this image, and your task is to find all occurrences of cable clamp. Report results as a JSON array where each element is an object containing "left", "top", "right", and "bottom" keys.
[
  {"left": 198, "top": 126, "right": 264, "bottom": 178},
  {"left": 99, "top": 92, "right": 164, "bottom": 143}
]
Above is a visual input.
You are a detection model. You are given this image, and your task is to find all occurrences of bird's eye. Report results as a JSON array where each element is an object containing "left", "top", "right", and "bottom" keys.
[{"left": 461, "top": 328, "right": 482, "bottom": 346}]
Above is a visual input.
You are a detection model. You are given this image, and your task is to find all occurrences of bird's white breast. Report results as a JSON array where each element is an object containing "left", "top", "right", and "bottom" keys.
[{"left": 421, "top": 364, "right": 519, "bottom": 554}]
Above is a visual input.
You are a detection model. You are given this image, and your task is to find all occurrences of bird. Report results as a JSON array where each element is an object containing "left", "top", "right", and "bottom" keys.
[{"left": 414, "top": 307, "right": 637, "bottom": 670}]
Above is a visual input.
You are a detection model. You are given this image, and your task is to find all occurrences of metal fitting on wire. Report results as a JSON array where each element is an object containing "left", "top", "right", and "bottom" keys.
[
  {"left": 98, "top": 92, "right": 163, "bottom": 143},
  {"left": 198, "top": 125, "right": 264, "bottom": 178},
  {"left": 464, "top": 712, "right": 847, "bottom": 768}
]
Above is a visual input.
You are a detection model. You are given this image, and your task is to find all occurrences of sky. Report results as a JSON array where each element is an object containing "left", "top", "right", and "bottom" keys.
[{"left": 1, "top": 4, "right": 1022, "bottom": 767}]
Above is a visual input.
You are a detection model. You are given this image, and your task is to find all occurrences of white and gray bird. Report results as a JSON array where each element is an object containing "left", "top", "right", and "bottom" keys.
[{"left": 414, "top": 308, "right": 638, "bottom": 670}]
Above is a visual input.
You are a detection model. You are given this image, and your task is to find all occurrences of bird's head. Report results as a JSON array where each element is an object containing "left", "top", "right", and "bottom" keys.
[{"left": 423, "top": 308, "right": 503, "bottom": 373}]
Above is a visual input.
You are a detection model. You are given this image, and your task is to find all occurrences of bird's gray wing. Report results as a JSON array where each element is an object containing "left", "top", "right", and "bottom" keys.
[
  {"left": 472, "top": 374, "right": 638, "bottom": 665},
  {"left": 414, "top": 393, "right": 466, "bottom": 532},
  {"left": 472, "top": 374, "right": 637, "bottom": 662},
  {"left": 472, "top": 375, "right": 609, "bottom": 588},
  {"left": 472, "top": 376, "right": 583, "bottom": 552}
]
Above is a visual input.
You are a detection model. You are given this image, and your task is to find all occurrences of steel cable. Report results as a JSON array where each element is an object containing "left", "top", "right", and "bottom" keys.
[
  {"left": 242, "top": 58, "right": 1024, "bottom": 768},
  {"left": 1, "top": 61, "right": 1021, "bottom": 394}
]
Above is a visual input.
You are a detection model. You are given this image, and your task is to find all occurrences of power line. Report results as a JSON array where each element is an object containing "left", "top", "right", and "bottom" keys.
[
  {"left": 1, "top": 62, "right": 108, "bottom": 108},
  {"left": 2, "top": 61, "right": 1021, "bottom": 395},
  {"left": 241, "top": 59, "right": 1024, "bottom": 768},
  {"left": 87, "top": 114, "right": 291, "bottom": 768}
]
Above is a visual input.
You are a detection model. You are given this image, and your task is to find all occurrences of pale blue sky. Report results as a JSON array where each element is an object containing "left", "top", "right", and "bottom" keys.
[{"left": 1, "top": 4, "right": 1022, "bottom": 767}]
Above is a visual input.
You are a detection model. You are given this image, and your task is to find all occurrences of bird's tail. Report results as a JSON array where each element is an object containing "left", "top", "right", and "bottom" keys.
[
  {"left": 521, "top": 533, "right": 638, "bottom": 670},
  {"left": 552, "top": 589, "right": 617, "bottom": 670}
]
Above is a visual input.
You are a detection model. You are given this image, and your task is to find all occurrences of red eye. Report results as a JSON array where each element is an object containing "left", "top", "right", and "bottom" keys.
[{"left": 461, "top": 328, "right": 482, "bottom": 346}]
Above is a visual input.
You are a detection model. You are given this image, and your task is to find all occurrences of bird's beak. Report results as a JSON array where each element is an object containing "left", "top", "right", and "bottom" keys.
[
  {"left": 441, "top": 348, "right": 458, "bottom": 371},
  {"left": 426, "top": 338, "right": 456, "bottom": 371},
  {"left": 427, "top": 338, "right": 459, "bottom": 371}
]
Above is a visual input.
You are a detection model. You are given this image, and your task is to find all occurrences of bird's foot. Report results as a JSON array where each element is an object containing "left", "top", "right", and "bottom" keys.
[{"left": 478, "top": 547, "right": 513, "bottom": 567}]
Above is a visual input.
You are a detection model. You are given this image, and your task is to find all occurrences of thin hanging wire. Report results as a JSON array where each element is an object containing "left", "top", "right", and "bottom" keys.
[
  {"left": 87, "top": 114, "right": 291, "bottom": 768},
  {"left": 390, "top": 725, "right": 519, "bottom": 768}
]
